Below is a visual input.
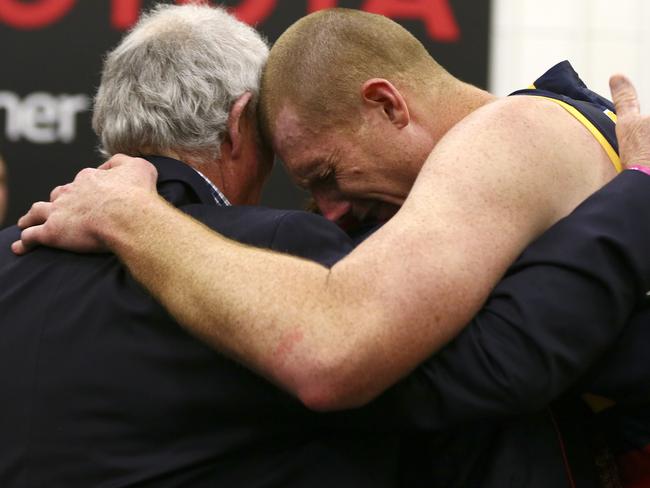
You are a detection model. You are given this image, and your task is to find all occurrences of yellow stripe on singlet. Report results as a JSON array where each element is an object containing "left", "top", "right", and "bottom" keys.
[
  {"left": 531, "top": 95, "right": 622, "bottom": 173},
  {"left": 604, "top": 109, "right": 617, "bottom": 123}
]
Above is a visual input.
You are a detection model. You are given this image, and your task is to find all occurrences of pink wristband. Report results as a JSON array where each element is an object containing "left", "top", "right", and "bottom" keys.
[{"left": 627, "top": 165, "right": 650, "bottom": 177}]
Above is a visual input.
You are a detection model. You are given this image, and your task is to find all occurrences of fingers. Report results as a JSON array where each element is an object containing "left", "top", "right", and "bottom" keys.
[
  {"left": 74, "top": 167, "right": 98, "bottom": 182},
  {"left": 11, "top": 239, "right": 28, "bottom": 255},
  {"left": 50, "top": 184, "right": 72, "bottom": 202},
  {"left": 97, "top": 155, "right": 121, "bottom": 170},
  {"left": 98, "top": 154, "right": 149, "bottom": 170},
  {"left": 98, "top": 155, "right": 158, "bottom": 188},
  {"left": 17, "top": 201, "right": 52, "bottom": 229},
  {"left": 11, "top": 224, "right": 47, "bottom": 255},
  {"left": 610, "top": 74, "right": 640, "bottom": 118}
]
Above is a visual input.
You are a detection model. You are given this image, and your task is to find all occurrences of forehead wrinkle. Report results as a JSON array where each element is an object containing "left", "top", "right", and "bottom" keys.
[{"left": 288, "top": 157, "right": 328, "bottom": 188}]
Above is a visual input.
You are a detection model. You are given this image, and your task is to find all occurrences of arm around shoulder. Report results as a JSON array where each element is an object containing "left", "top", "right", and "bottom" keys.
[{"left": 401, "top": 169, "right": 650, "bottom": 428}]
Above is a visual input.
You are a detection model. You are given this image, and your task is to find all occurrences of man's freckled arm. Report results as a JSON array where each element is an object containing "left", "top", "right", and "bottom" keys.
[
  {"left": 91, "top": 98, "right": 600, "bottom": 411},
  {"left": 98, "top": 191, "right": 344, "bottom": 401}
]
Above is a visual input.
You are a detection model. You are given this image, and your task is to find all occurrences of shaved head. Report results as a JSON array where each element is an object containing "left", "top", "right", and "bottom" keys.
[{"left": 259, "top": 8, "right": 450, "bottom": 143}]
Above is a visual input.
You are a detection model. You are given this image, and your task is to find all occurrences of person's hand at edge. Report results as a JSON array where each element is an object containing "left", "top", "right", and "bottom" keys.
[
  {"left": 11, "top": 154, "right": 158, "bottom": 255},
  {"left": 610, "top": 74, "right": 650, "bottom": 170}
]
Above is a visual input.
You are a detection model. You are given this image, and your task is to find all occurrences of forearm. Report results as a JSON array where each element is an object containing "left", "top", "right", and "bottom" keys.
[
  {"left": 378, "top": 171, "right": 650, "bottom": 430},
  {"left": 98, "top": 185, "right": 515, "bottom": 410},
  {"left": 99, "top": 192, "right": 354, "bottom": 405}
]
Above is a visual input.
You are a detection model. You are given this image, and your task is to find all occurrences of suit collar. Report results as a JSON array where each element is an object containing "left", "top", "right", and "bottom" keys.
[{"left": 146, "top": 155, "right": 218, "bottom": 207}]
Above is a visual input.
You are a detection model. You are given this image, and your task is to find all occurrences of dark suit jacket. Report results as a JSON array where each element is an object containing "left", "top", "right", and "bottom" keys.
[
  {"left": 381, "top": 171, "right": 650, "bottom": 487},
  {"left": 372, "top": 171, "right": 648, "bottom": 422},
  {"left": 0, "top": 157, "right": 411, "bottom": 487}
]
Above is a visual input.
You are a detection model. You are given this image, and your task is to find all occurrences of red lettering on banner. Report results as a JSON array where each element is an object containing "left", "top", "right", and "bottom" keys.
[
  {"left": 0, "top": 0, "right": 75, "bottom": 29},
  {"left": 231, "top": 0, "right": 276, "bottom": 24},
  {"left": 0, "top": 0, "right": 461, "bottom": 39},
  {"left": 111, "top": 0, "right": 141, "bottom": 30},
  {"left": 307, "top": 0, "right": 337, "bottom": 12},
  {"left": 175, "top": 0, "right": 276, "bottom": 25},
  {"left": 362, "top": 0, "right": 460, "bottom": 42}
]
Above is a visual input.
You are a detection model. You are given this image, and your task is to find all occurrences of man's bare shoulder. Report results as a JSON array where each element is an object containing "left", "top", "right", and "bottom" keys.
[
  {"left": 496, "top": 94, "right": 617, "bottom": 192},
  {"left": 399, "top": 91, "right": 619, "bottom": 264},
  {"left": 422, "top": 94, "right": 597, "bottom": 175},
  {"left": 452, "top": 94, "right": 600, "bottom": 141},
  {"left": 464, "top": 94, "right": 615, "bottom": 164},
  {"left": 418, "top": 94, "right": 615, "bottom": 211}
]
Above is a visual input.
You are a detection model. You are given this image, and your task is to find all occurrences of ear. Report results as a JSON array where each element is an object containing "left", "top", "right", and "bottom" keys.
[
  {"left": 360, "top": 79, "right": 410, "bottom": 128},
  {"left": 226, "top": 91, "right": 254, "bottom": 160}
]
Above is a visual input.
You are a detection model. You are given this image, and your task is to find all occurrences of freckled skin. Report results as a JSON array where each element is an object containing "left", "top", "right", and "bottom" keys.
[{"left": 272, "top": 330, "right": 305, "bottom": 370}]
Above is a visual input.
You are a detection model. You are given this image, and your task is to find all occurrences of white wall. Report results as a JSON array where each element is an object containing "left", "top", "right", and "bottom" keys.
[{"left": 489, "top": 0, "right": 650, "bottom": 109}]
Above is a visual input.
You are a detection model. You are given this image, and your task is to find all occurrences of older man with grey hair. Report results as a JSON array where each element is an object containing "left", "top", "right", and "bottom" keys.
[
  {"left": 0, "top": 4, "right": 423, "bottom": 487},
  {"left": 93, "top": 3, "right": 273, "bottom": 205}
]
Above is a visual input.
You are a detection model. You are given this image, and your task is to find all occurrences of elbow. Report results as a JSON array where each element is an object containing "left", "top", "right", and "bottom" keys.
[
  {"left": 278, "top": 300, "right": 391, "bottom": 412},
  {"left": 297, "top": 379, "right": 376, "bottom": 412},
  {"left": 290, "top": 350, "right": 378, "bottom": 412},
  {"left": 297, "top": 383, "right": 349, "bottom": 412}
]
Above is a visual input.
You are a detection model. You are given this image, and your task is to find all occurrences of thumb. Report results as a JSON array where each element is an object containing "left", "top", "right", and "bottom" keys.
[{"left": 610, "top": 74, "right": 640, "bottom": 119}]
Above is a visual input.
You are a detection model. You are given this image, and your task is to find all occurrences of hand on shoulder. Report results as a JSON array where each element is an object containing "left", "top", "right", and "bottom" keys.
[{"left": 12, "top": 154, "right": 158, "bottom": 255}]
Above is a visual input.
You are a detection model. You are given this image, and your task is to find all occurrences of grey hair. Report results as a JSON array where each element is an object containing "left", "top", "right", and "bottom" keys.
[{"left": 92, "top": 3, "right": 269, "bottom": 162}]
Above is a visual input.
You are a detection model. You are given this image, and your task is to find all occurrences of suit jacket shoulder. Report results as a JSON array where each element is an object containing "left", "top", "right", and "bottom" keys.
[{"left": 183, "top": 204, "right": 353, "bottom": 268}]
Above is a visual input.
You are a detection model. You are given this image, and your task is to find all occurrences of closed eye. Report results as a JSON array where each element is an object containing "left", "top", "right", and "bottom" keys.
[
  {"left": 294, "top": 152, "right": 341, "bottom": 190},
  {"left": 312, "top": 166, "right": 336, "bottom": 187}
]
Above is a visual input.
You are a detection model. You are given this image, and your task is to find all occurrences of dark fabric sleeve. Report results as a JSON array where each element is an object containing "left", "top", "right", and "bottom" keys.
[
  {"left": 269, "top": 211, "right": 355, "bottom": 268},
  {"left": 575, "top": 303, "right": 650, "bottom": 400},
  {"left": 181, "top": 205, "right": 354, "bottom": 268},
  {"left": 353, "top": 171, "right": 650, "bottom": 432}
]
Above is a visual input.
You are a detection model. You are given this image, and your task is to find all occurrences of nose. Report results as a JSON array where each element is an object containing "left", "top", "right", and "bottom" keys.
[{"left": 313, "top": 193, "right": 352, "bottom": 222}]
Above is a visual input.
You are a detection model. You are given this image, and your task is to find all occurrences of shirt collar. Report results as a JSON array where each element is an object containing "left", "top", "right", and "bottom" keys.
[{"left": 190, "top": 167, "right": 231, "bottom": 207}]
